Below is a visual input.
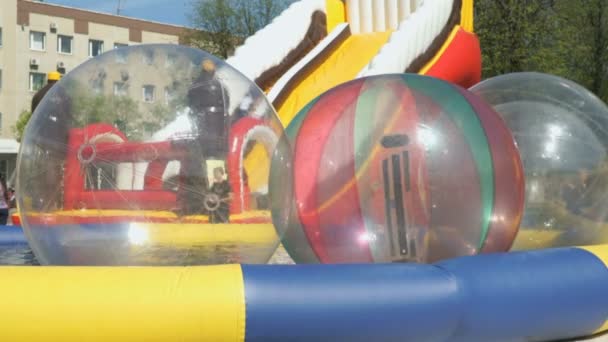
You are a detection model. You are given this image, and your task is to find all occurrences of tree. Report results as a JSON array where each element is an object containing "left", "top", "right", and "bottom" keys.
[
  {"left": 546, "top": 0, "right": 608, "bottom": 100},
  {"left": 474, "top": 0, "right": 555, "bottom": 77},
  {"left": 186, "top": 0, "right": 294, "bottom": 58},
  {"left": 475, "top": 0, "right": 608, "bottom": 103},
  {"left": 68, "top": 87, "right": 179, "bottom": 141},
  {"left": 13, "top": 110, "right": 32, "bottom": 142}
]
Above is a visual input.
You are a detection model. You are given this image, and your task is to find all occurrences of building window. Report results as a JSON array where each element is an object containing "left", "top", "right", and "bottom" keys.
[
  {"left": 57, "top": 35, "right": 73, "bottom": 54},
  {"left": 143, "top": 49, "right": 154, "bottom": 65},
  {"left": 114, "top": 44, "right": 128, "bottom": 63},
  {"left": 0, "top": 27, "right": 3, "bottom": 47},
  {"left": 29, "top": 72, "right": 46, "bottom": 92},
  {"left": 89, "top": 39, "right": 104, "bottom": 57},
  {"left": 92, "top": 83, "right": 103, "bottom": 94},
  {"left": 89, "top": 70, "right": 106, "bottom": 94},
  {"left": 164, "top": 87, "right": 175, "bottom": 105},
  {"left": 30, "top": 31, "right": 46, "bottom": 51},
  {"left": 165, "top": 53, "right": 177, "bottom": 68},
  {"left": 116, "top": 50, "right": 128, "bottom": 64},
  {"left": 0, "top": 69, "right": 2, "bottom": 90},
  {"left": 142, "top": 85, "right": 155, "bottom": 102},
  {"left": 0, "top": 112, "right": 3, "bottom": 131},
  {"left": 113, "top": 82, "right": 128, "bottom": 97}
]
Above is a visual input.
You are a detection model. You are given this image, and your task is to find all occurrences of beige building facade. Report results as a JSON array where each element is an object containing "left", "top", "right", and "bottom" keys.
[{"left": 0, "top": 0, "right": 187, "bottom": 182}]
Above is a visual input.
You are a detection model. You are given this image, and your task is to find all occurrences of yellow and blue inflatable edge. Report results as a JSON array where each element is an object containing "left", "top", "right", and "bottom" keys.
[{"left": 0, "top": 224, "right": 606, "bottom": 342}]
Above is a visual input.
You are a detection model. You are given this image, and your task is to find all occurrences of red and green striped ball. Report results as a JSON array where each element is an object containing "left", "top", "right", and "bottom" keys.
[{"left": 270, "top": 74, "right": 525, "bottom": 264}]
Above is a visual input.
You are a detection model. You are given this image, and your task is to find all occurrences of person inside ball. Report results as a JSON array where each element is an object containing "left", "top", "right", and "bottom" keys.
[
  {"left": 178, "top": 59, "right": 232, "bottom": 216},
  {"left": 209, "top": 167, "right": 232, "bottom": 223}
]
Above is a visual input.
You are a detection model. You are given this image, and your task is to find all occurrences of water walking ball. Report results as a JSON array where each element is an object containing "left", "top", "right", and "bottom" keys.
[
  {"left": 270, "top": 74, "right": 525, "bottom": 264},
  {"left": 471, "top": 72, "right": 608, "bottom": 250},
  {"left": 17, "top": 45, "right": 289, "bottom": 265}
]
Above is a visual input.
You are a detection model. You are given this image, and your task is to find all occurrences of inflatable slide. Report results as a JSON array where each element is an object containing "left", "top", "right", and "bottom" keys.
[
  {"left": 228, "top": 0, "right": 481, "bottom": 193},
  {"left": 228, "top": 0, "right": 480, "bottom": 127}
]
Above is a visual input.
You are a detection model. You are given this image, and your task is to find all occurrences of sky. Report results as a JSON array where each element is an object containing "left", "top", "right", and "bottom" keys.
[{"left": 45, "top": 0, "right": 192, "bottom": 27}]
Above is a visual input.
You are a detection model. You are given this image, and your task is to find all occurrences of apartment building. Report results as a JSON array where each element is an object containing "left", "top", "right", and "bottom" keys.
[{"left": 0, "top": 0, "right": 188, "bottom": 181}]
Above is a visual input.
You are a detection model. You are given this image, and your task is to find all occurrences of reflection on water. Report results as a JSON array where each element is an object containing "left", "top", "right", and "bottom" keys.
[
  {"left": 136, "top": 244, "right": 295, "bottom": 265},
  {"left": 119, "top": 243, "right": 282, "bottom": 266},
  {"left": 0, "top": 246, "right": 39, "bottom": 265},
  {"left": 0, "top": 244, "right": 292, "bottom": 266}
]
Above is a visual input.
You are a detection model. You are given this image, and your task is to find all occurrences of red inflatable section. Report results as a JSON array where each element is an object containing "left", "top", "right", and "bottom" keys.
[
  {"left": 63, "top": 123, "right": 179, "bottom": 211},
  {"left": 424, "top": 28, "right": 482, "bottom": 89},
  {"left": 293, "top": 80, "right": 374, "bottom": 263},
  {"left": 62, "top": 118, "right": 265, "bottom": 214},
  {"left": 457, "top": 89, "right": 525, "bottom": 253},
  {"left": 11, "top": 214, "right": 20, "bottom": 226},
  {"left": 144, "top": 160, "right": 169, "bottom": 190},
  {"left": 358, "top": 81, "right": 430, "bottom": 262},
  {"left": 299, "top": 80, "right": 434, "bottom": 263},
  {"left": 64, "top": 123, "right": 128, "bottom": 210},
  {"left": 227, "top": 117, "right": 263, "bottom": 214}
]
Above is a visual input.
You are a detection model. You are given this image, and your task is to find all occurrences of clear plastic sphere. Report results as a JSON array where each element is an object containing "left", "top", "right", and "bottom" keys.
[
  {"left": 17, "top": 44, "right": 288, "bottom": 265},
  {"left": 471, "top": 72, "right": 608, "bottom": 250},
  {"left": 271, "top": 74, "right": 524, "bottom": 264}
]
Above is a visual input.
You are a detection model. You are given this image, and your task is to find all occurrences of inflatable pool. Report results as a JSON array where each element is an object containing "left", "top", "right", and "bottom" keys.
[
  {"left": 0, "top": 225, "right": 606, "bottom": 341},
  {"left": 3, "top": 1, "right": 607, "bottom": 341}
]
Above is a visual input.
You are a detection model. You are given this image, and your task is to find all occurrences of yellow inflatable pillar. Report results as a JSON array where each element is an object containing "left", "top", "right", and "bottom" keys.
[
  {"left": 326, "top": 0, "right": 346, "bottom": 32},
  {"left": 461, "top": 0, "right": 474, "bottom": 32},
  {"left": 581, "top": 245, "right": 608, "bottom": 334},
  {"left": 0, "top": 265, "right": 245, "bottom": 341}
]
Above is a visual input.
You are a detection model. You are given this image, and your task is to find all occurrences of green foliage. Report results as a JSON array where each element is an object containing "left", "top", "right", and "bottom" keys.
[
  {"left": 233, "top": 0, "right": 293, "bottom": 36},
  {"left": 186, "top": 0, "right": 295, "bottom": 58},
  {"left": 475, "top": 0, "right": 608, "bottom": 102},
  {"left": 13, "top": 109, "right": 32, "bottom": 142},
  {"left": 475, "top": 1, "right": 608, "bottom": 242},
  {"left": 64, "top": 79, "right": 178, "bottom": 141},
  {"left": 475, "top": 0, "right": 555, "bottom": 76},
  {"left": 181, "top": 29, "right": 239, "bottom": 60}
]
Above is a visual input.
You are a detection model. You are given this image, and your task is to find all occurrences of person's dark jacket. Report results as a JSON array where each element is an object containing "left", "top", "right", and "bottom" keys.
[{"left": 31, "top": 80, "right": 58, "bottom": 112}]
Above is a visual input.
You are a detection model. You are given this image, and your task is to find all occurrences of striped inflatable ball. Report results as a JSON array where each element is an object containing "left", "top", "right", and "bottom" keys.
[{"left": 270, "top": 74, "right": 525, "bottom": 264}]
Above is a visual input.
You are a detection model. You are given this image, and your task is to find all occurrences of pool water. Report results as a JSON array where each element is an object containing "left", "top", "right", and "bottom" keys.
[
  {"left": 0, "top": 246, "right": 39, "bottom": 265},
  {"left": 0, "top": 244, "right": 293, "bottom": 266}
]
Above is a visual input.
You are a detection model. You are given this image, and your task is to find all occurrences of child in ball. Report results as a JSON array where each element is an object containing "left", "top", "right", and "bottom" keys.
[{"left": 209, "top": 167, "right": 232, "bottom": 223}]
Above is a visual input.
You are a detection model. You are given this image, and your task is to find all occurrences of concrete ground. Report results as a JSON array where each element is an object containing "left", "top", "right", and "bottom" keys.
[{"left": 578, "top": 333, "right": 608, "bottom": 341}]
